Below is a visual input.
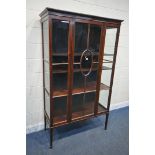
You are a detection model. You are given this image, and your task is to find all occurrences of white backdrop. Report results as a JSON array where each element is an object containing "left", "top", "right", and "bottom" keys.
[{"left": 26, "top": 0, "right": 129, "bottom": 133}]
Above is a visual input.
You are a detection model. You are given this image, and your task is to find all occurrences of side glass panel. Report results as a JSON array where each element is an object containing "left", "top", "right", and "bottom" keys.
[
  {"left": 45, "top": 92, "right": 50, "bottom": 117},
  {"left": 98, "top": 27, "right": 117, "bottom": 112},
  {"left": 51, "top": 19, "right": 70, "bottom": 124},
  {"left": 44, "top": 62, "right": 50, "bottom": 92},
  {"left": 43, "top": 20, "right": 49, "bottom": 62},
  {"left": 43, "top": 20, "right": 50, "bottom": 117},
  {"left": 72, "top": 22, "right": 101, "bottom": 120}
]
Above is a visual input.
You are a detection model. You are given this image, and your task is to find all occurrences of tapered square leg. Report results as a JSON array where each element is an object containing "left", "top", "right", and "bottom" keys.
[
  {"left": 44, "top": 114, "right": 46, "bottom": 130},
  {"left": 104, "top": 113, "right": 109, "bottom": 130},
  {"left": 49, "top": 128, "right": 53, "bottom": 149}
]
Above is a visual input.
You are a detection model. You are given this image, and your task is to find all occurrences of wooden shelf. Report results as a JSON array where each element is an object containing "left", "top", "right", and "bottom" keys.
[
  {"left": 52, "top": 62, "right": 98, "bottom": 65},
  {"left": 53, "top": 82, "right": 109, "bottom": 98},
  {"left": 52, "top": 65, "right": 111, "bottom": 74},
  {"left": 104, "top": 53, "right": 114, "bottom": 56},
  {"left": 103, "top": 59, "right": 113, "bottom": 63},
  {"left": 72, "top": 104, "right": 107, "bottom": 120},
  {"left": 102, "top": 66, "right": 112, "bottom": 70},
  {"left": 52, "top": 66, "right": 99, "bottom": 74},
  {"left": 72, "top": 103, "right": 93, "bottom": 120},
  {"left": 53, "top": 53, "right": 68, "bottom": 56},
  {"left": 74, "top": 52, "right": 99, "bottom": 56},
  {"left": 52, "top": 52, "right": 99, "bottom": 56},
  {"left": 53, "top": 115, "right": 66, "bottom": 124},
  {"left": 53, "top": 89, "right": 68, "bottom": 98},
  {"left": 74, "top": 61, "right": 99, "bottom": 65},
  {"left": 52, "top": 63, "right": 68, "bottom": 65},
  {"left": 53, "top": 103, "right": 107, "bottom": 125},
  {"left": 53, "top": 69, "right": 68, "bottom": 74},
  {"left": 100, "top": 83, "right": 110, "bottom": 90},
  {"left": 98, "top": 104, "right": 108, "bottom": 114},
  {"left": 72, "top": 82, "right": 109, "bottom": 95},
  {"left": 52, "top": 52, "right": 113, "bottom": 57}
]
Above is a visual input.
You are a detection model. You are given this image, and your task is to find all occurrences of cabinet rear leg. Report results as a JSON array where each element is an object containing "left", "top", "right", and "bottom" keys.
[
  {"left": 104, "top": 113, "right": 109, "bottom": 130},
  {"left": 44, "top": 114, "right": 46, "bottom": 130}
]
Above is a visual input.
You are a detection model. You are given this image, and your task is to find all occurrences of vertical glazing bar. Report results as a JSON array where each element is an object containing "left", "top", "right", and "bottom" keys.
[
  {"left": 87, "top": 24, "right": 90, "bottom": 49},
  {"left": 83, "top": 23, "right": 90, "bottom": 108},
  {"left": 67, "top": 19, "right": 74, "bottom": 122}
]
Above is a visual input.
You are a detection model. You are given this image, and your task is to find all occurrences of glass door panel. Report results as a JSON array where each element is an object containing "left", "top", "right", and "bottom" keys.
[
  {"left": 72, "top": 92, "right": 96, "bottom": 119},
  {"left": 75, "top": 22, "right": 88, "bottom": 53},
  {"left": 53, "top": 96, "right": 67, "bottom": 124},
  {"left": 89, "top": 24, "right": 101, "bottom": 53},
  {"left": 51, "top": 18, "right": 70, "bottom": 123},
  {"left": 72, "top": 22, "right": 101, "bottom": 119},
  {"left": 52, "top": 19, "right": 69, "bottom": 54}
]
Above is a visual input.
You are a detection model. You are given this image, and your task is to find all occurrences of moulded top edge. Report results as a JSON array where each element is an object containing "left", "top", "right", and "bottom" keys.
[{"left": 39, "top": 7, "right": 124, "bottom": 23}]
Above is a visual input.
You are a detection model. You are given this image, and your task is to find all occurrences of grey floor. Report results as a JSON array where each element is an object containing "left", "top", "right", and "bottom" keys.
[{"left": 26, "top": 107, "right": 129, "bottom": 155}]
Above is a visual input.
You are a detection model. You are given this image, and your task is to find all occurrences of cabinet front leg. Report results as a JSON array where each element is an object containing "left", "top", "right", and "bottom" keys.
[
  {"left": 44, "top": 114, "right": 46, "bottom": 131},
  {"left": 49, "top": 128, "right": 53, "bottom": 149},
  {"left": 104, "top": 113, "right": 109, "bottom": 130}
]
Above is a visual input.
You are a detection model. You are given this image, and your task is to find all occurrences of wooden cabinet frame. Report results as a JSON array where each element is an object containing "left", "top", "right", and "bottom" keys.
[{"left": 40, "top": 8, "right": 123, "bottom": 148}]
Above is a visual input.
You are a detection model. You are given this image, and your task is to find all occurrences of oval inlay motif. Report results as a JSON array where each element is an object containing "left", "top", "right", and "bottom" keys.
[{"left": 80, "top": 49, "right": 93, "bottom": 77}]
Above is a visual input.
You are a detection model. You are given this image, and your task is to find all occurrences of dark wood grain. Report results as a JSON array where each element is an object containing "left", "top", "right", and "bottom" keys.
[
  {"left": 68, "top": 19, "right": 75, "bottom": 122},
  {"left": 40, "top": 8, "right": 123, "bottom": 148},
  {"left": 39, "top": 7, "right": 123, "bottom": 23}
]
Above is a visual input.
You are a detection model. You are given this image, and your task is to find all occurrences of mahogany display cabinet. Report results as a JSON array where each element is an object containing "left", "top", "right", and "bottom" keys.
[{"left": 39, "top": 8, "right": 123, "bottom": 148}]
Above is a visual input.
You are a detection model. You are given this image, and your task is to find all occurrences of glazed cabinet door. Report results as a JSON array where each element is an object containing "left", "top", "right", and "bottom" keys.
[
  {"left": 50, "top": 16, "right": 71, "bottom": 125},
  {"left": 71, "top": 20, "right": 105, "bottom": 120}
]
